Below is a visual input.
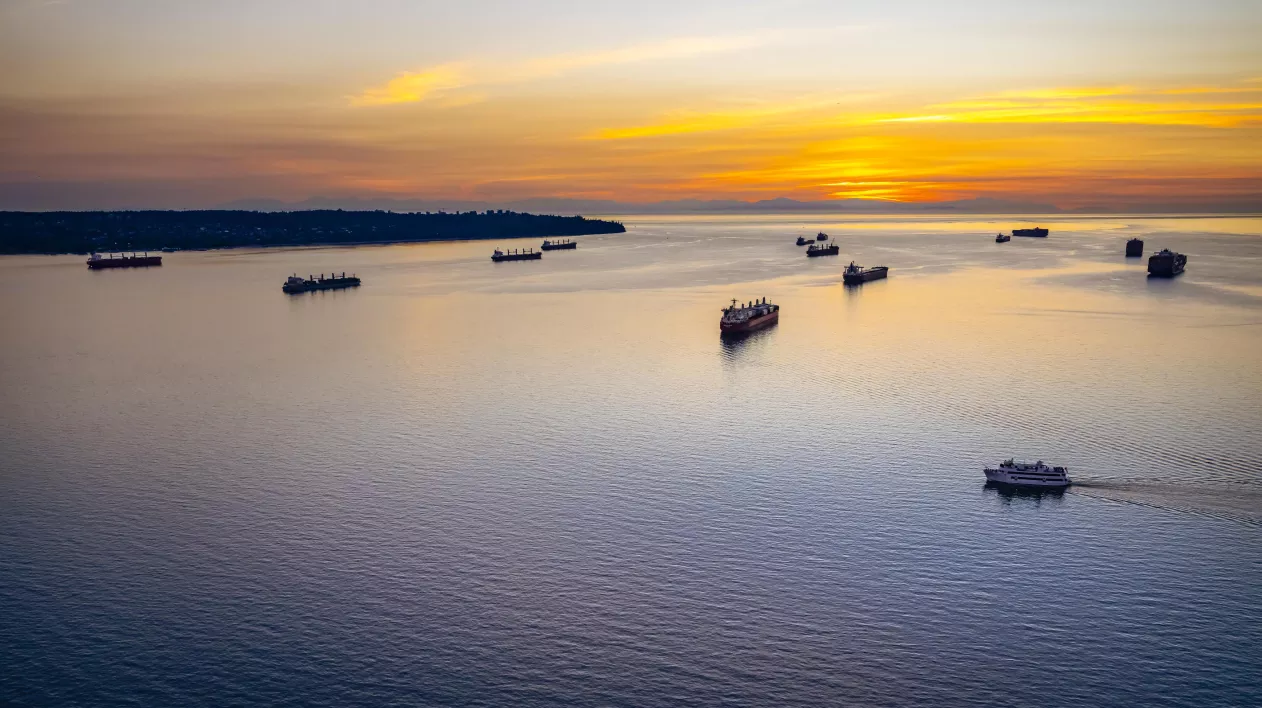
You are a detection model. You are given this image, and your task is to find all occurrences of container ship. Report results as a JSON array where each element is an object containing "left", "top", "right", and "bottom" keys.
[
  {"left": 1126, "top": 238, "right": 1144, "bottom": 257},
  {"left": 491, "top": 248, "right": 542, "bottom": 262},
  {"left": 541, "top": 239, "right": 577, "bottom": 251},
  {"left": 1147, "top": 248, "right": 1186, "bottom": 277},
  {"left": 283, "top": 273, "right": 361, "bottom": 294},
  {"left": 720, "top": 298, "right": 779, "bottom": 334},
  {"left": 842, "top": 262, "right": 889, "bottom": 284},
  {"left": 1012, "top": 227, "right": 1049, "bottom": 237},
  {"left": 86, "top": 252, "right": 162, "bottom": 269},
  {"left": 806, "top": 241, "right": 840, "bottom": 257}
]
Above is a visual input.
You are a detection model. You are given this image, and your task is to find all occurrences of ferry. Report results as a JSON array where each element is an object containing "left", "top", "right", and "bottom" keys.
[
  {"left": 984, "top": 459, "right": 1071, "bottom": 487},
  {"left": 1126, "top": 238, "right": 1144, "bottom": 257},
  {"left": 842, "top": 262, "right": 888, "bottom": 284},
  {"left": 806, "top": 241, "right": 840, "bottom": 258},
  {"left": 995, "top": 233, "right": 1011, "bottom": 243},
  {"left": 1148, "top": 248, "right": 1186, "bottom": 277},
  {"left": 87, "top": 252, "right": 162, "bottom": 269},
  {"left": 1013, "top": 227, "right": 1049, "bottom": 238},
  {"left": 541, "top": 239, "right": 577, "bottom": 251},
  {"left": 491, "top": 248, "right": 542, "bottom": 262},
  {"left": 283, "top": 272, "right": 361, "bottom": 294},
  {"left": 720, "top": 297, "right": 779, "bottom": 334}
]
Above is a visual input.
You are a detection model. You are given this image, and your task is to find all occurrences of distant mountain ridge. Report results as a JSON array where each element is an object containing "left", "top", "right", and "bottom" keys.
[{"left": 215, "top": 196, "right": 1067, "bottom": 215}]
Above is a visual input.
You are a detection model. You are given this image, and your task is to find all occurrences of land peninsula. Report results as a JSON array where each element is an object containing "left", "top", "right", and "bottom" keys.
[{"left": 0, "top": 210, "right": 626, "bottom": 255}]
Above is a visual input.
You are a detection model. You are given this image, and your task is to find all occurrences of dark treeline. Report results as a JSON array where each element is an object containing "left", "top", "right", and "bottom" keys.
[{"left": 0, "top": 210, "right": 626, "bottom": 254}]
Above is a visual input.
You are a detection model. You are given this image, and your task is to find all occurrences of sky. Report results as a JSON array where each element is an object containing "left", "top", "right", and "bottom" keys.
[{"left": 1, "top": 0, "right": 1260, "bottom": 211}]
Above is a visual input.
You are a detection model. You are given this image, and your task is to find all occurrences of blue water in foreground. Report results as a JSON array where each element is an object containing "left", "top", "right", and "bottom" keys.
[{"left": 2, "top": 215, "right": 1261, "bottom": 706}]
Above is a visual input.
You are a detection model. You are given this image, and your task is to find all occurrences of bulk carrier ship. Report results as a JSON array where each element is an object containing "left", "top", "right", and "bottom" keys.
[
  {"left": 720, "top": 298, "right": 779, "bottom": 334},
  {"left": 86, "top": 252, "right": 162, "bottom": 269}
]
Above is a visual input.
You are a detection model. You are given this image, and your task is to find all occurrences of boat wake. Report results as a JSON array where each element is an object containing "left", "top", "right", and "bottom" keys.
[{"left": 1069, "top": 480, "right": 1262, "bottom": 527}]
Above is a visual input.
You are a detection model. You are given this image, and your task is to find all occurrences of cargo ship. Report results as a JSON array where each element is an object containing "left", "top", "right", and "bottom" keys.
[
  {"left": 282, "top": 272, "right": 361, "bottom": 294},
  {"left": 491, "top": 248, "right": 542, "bottom": 262},
  {"left": 806, "top": 241, "right": 840, "bottom": 257},
  {"left": 1126, "top": 238, "right": 1144, "bottom": 257},
  {"left": 541, "top": 239, "right": 577, "bottom": 251},
  {"left": 995, "top": 233, "right": 1011, "bottom": 243},
  {"left": 843, "top": 262, "right": 889, "bottom": 284},
  {"left": 1147, "top": 248, "right": 1186, "bottom": 277},
  {"left": 720, "top": 298, "right": 779, "bottom": 334},
  {"left": 1012, "top": 227, "right": 1049, "bottom": 237},
  {"left": 86, "top": 252, "right": 162, "bottom": 269}
]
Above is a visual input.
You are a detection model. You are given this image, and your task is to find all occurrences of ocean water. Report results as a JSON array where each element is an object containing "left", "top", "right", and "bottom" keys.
[{"left": 1, "top": 214, "right": 1260, "bottom": 707}]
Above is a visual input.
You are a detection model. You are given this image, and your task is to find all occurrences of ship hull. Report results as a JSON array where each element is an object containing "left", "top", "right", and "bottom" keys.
[
  {"left": 983, "top": 468, "right": 1070, "bottom": 487},
  {"left": 843, "top": 267, "right": 888, "bottom": 284},
  {"left": 541, "top": 243, "right": 577, "bottom": 251},
  {"left": 492, "top": 252, "right": 543, "bottom": 262},
  {"left": 720, "top": 311, "right": 779, "bottom": 334},
  {"left": 806, "top": 248, "right": 839, "bottom": 258},
  {"left": 87, "top": 256, "right": 162, "bottom": 269},
  {"left": 1013, "top": 228, "right": 1049, "bottom": 237}
]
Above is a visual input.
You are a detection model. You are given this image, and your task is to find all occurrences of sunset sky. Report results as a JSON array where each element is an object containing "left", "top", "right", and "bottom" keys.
[{"left": 2, "top": 0, "right": 1260, "bottom": 210}]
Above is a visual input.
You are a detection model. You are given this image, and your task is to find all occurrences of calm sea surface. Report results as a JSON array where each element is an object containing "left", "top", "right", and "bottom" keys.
[{"left": 2, "top": 215, "right": 1261, "bottom": 707}]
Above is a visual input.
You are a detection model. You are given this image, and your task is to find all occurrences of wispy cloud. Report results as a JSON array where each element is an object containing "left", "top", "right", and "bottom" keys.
[
  {"left": 876, "top": 84, "right": 1262, "bottom": 128},
  {"left": 350, "top": 35, "right": 760, "bottom": 107},
  {"left": 350, "top": 64, "right": 466, "bottom": 107},
  {"left": 351, "top": 28, "right": 857, "bottom": 107}
]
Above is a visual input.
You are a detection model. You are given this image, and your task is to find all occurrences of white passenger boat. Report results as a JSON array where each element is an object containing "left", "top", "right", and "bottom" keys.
[{"left": 984, "top": 459, "right": 1070, "bottom": 487}]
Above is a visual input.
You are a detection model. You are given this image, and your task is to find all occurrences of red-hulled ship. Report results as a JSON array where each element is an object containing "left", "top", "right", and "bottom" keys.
[
  {"left": 720, "top": 297, "right": 779, "bottom": 334},
  {"left": 86, "top": 252, "right": 162, "bottom": 269}
]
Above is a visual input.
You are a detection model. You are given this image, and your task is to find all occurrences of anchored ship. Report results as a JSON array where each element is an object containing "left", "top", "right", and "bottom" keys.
[
  {"left": 1147, "top": 248, "right": 1186, "bottom": 277},
  {"left": 806, "top": 241, "right": 840, "bottom": 258},
  {"left": 491, "top": 248, "right": 542, "bottom": 262},
  {"left": 1012, "top": 227, "right": 1049, "bottom": 237},
  {"left": 842, "top": 262, "right": 889, "bottom": 284},
  {"left": 541, "top": 239, "right": 577, "bottom": 251},
  {"left": 86, "top": 252, "right": 162, "bottom": 269},
  {"left": 1126, "top": 238, "right": 1144, "bottom": 257},
  {"left": 282, "top": 272, "right": 361, "bottom": 294},
  {"left": 796, "top": 235, "right": 811, "bottom": 246},
  {"left": 995, "top": 233, "right": 1011, "bottom": 243},
  {"left": 984, "top": 459, "right": 1071, "bottom": 488},
  {"left": 816, "top": 232, "right": 829, "bottom": 241},
  {"left": 720, "top": 297, "right": 779, "bottom": 334}
]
